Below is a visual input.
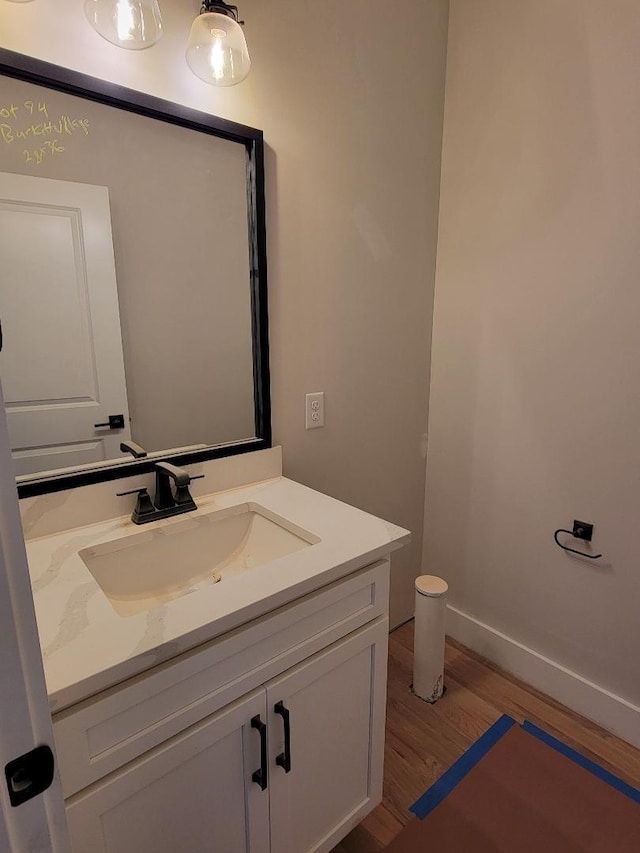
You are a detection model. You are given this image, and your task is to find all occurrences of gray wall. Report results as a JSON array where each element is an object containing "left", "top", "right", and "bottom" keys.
[{"left": 425, "top": 0, "right": 640, "bottom": 708}]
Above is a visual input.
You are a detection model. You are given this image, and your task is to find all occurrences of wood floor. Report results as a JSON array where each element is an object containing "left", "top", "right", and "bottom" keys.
[{"left": 331, "top": 621, "right": 640, "bottom": 852}]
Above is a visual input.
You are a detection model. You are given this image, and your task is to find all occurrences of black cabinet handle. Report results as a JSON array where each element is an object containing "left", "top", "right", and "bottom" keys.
[
  {"left": 251, "top": 715, "right": 268, "bottom": 790},
  {"left": 274, "top": 701, "right": 291, "bottom": 773}
]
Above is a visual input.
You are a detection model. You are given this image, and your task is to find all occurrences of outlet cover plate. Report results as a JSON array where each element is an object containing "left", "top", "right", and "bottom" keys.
[{"left": 305, "top": 392, "right": 325, "bottom": 429}]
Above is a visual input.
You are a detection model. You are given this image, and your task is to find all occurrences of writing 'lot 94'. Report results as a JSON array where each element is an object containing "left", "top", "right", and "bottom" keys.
[{"left": 1, "top": 99, "right": 90, "bottom": 165}]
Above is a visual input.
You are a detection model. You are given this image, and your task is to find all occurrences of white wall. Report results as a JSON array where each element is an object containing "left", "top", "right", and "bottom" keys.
[
  {"left": 425, "top": 0, "right": 640, "bottom": 740},
  {"left": 0, "top": 0, "right": 449, "bottom": 626}
]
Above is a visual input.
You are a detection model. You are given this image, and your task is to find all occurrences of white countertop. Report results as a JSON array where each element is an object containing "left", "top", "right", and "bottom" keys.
[{"left": 26, "top": 476, "right": 410, "bottom": 713}]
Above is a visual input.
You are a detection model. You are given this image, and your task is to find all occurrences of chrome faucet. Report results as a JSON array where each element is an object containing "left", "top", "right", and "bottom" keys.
[{"left": 117, "top": 462, "right": 204, "bottom": 524}]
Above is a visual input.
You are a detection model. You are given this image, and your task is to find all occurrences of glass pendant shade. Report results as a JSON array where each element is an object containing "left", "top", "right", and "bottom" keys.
[
  {"left": 84, "top": 0, "right": 163, "bottom": 49},
  {"left": 186, "top": 12, "right": 250, "bottom": 87}
]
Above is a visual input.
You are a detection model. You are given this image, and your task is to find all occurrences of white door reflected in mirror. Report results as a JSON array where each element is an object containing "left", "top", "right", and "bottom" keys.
[{"left": 0, "top": 172, "right": 131, "bottom": 476}]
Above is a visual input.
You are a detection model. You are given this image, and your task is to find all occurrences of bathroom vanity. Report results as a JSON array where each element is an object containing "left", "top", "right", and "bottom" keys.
[
  {"left": 4, "top": 49, "right": 410, "bottom": 852},
  {"left": 23, "top": 465, "right": 409, "bottom": 853}
]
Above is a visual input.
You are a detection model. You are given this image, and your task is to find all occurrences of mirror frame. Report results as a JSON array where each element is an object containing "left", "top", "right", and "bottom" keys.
[{"left": 0, "top": 48, "right": 271, "bottom": 499}]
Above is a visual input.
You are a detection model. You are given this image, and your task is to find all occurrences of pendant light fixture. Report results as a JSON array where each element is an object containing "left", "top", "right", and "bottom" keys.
[
  {"left": 186, "top": 1, "right": 250, "bottom": 87},
  {"left": 84, "top": 0, "right": 164, "bottom": 50}
]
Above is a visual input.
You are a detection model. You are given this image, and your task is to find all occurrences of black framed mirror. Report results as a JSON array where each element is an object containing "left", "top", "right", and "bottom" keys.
[{"left": 0, "top": 47, "right": 271, "bottom": 499}]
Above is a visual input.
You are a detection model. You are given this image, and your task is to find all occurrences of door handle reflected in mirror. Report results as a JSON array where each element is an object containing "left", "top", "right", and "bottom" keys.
[{"left": 94, "top": 414, "right": 126, "bottom": 430}]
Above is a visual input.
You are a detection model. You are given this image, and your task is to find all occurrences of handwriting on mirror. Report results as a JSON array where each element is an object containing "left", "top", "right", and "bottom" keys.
[{"left": 1, "top": 99, "right": 90, "bottom": 166}]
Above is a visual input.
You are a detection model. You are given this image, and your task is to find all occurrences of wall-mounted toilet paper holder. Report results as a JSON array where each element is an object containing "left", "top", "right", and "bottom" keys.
[{"left": 553, "top": 520, "right": 602, "bottom": 560}]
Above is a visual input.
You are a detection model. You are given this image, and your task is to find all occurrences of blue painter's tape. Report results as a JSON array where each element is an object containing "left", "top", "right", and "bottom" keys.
[
  {"left": 520, "top": 720, "right": 640, "bottom": 804},
  {"left": 410, "top": 714, "right": 516, "bottom": 820}
]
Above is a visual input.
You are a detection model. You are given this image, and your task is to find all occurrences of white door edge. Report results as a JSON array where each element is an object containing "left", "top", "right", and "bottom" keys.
[{"left": 0, "top": 379, "right": 69, "bottom": 852}]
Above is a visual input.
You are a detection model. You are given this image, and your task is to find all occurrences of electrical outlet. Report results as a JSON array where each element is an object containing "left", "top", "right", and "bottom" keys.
[{"left": 305, "top": 392, "right": 325, "bottom": 429}]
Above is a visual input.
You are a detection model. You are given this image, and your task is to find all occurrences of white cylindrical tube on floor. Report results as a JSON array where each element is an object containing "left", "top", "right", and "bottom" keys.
[{"left": 413, "top": 575, "right": 448, "bottom": 703}]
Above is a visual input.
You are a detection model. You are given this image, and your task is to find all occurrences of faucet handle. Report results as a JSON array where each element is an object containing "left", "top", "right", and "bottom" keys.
[
  {"left": 174, "top": 474, "right": 205, "bottom": 507},
  {"left": 116, "top": 487, "right": 156, "bottom": 524},
  {"left": 116, "top": 487, "right": 148, "bottom": 497}
]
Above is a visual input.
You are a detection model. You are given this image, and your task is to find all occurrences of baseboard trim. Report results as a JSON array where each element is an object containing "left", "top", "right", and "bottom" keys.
[{"left": 446, "top": 605, "right": 640, "bottom": 750}]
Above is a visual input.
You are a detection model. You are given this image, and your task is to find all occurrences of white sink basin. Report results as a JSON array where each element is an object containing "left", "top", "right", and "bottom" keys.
[{"left": 79, "top": 503, "right": 319, "bottom": 617}]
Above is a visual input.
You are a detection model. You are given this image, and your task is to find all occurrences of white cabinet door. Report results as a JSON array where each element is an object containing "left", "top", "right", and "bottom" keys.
[
  {"left": 0, "top": 172, "right": 130, "bottom": 475},
  {"left": 66, "top": 688, "right": 269, "bottom": 853},
  {"left": 266, "top": 618, "right": 389, "bottom": 853}
]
